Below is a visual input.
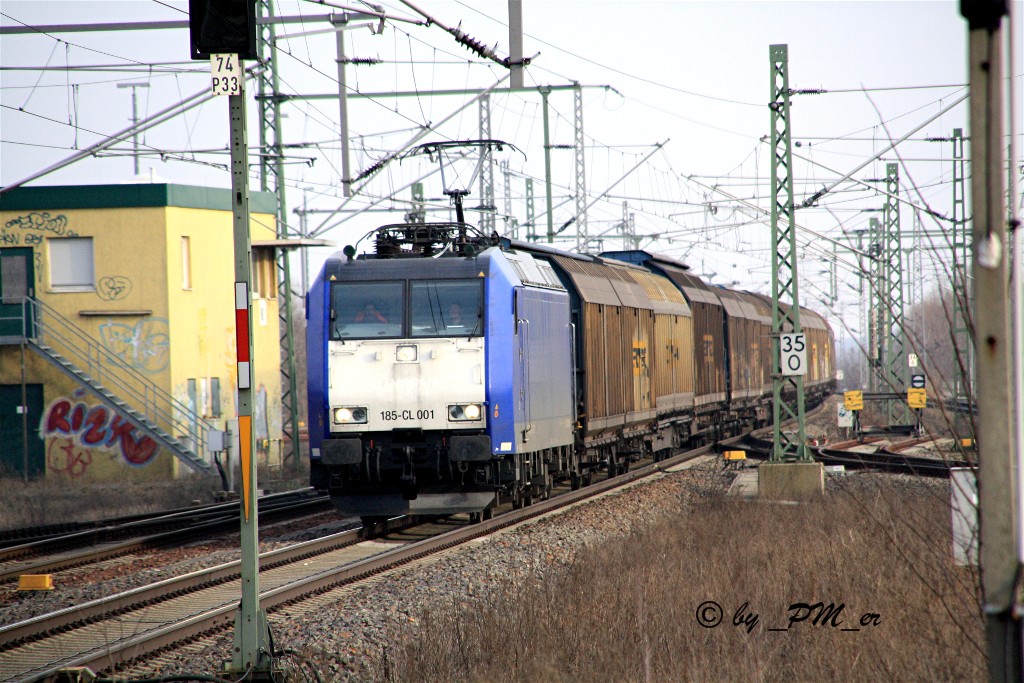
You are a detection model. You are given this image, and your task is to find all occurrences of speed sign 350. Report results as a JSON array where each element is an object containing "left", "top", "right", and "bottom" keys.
[{"left": 780, "top": 333, "right": 807, "bottom": 376}]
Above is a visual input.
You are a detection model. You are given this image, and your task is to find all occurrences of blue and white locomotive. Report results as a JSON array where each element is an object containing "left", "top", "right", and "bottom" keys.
[{"left": 306, "top": 224, "right": 577, "bottom": 521}]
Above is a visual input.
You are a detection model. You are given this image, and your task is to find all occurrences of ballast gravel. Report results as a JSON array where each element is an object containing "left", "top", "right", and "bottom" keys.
[
  {"left": 115, "top": 462, "right": 733, "bottom": 681},
  {"left": 13, "top": 447, "right": 950, "bottom": 681},
  {"left": 0, "top": 511, "right": 353, "bottom": 627}
]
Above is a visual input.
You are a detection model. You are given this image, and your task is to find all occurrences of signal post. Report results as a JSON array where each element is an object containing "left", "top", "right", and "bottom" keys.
[{"left": 190, "top": 2, "right": 275, "bottom": 678}]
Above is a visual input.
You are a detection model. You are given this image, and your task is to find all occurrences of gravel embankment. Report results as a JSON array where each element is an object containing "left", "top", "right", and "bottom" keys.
[{"left": 117, "top": 460, "right": 734, "bottom": 681}]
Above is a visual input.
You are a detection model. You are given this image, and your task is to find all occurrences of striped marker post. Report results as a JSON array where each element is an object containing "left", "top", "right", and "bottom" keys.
[{"left": 227, "top": 80, "right": 269, "bottom": 674}]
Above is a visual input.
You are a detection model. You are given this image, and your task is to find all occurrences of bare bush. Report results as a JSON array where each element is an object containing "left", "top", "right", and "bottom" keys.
[{"left": 381, "top": 477, "right": 982, "bottom": 682}]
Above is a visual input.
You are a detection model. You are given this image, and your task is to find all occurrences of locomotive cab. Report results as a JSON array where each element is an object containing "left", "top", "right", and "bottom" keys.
[
  {"left": 314, "top": 265, "right": 492, "bottom": 514},
  {"left": 307, "top": 224, "right": 576, "bottom": 521}
]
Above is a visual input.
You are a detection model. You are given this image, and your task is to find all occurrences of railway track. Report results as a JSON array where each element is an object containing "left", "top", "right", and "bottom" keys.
[
  {"left": 738, "top": 427, "right": 970, "bottom": 478},
  {"left": 815, "top": 437, "right": 971, "bottom": 477},
  {"left": 0, "top": 488, "right": 324, "bottom": 555},
  {"left": 0, "top": 490, "right": 332, "bottom": 584},
  {"left": 0, "top": 441, "right": 716, "bottom": 682}
]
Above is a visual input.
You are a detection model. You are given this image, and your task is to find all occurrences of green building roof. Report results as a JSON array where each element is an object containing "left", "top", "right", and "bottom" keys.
[{"left": 0, "top": 183, "right": 277, "bottom": 215}]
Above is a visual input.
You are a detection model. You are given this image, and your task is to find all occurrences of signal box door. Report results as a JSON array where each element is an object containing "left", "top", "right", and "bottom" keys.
[{"left": 0, "top": 384, "right": 45, "bottom": 479}]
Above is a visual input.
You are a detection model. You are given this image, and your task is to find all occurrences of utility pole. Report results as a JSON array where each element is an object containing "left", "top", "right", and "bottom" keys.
[
  {"left": 478, "top": 94, "right": 495, "bottom": 232},
  {"left": 116, "top": 82, "right": 150, "bottom": 176},
  {"left": 501, "top": 160, "right": 511, "bottom": 234},
  {"left": 883, "top": 162, "right": 907, "bottom": 424},
  {"left": 256, "top": 0, "right": 301, "bottom": 473},
  {"left": 525, "top": 177, "right": 536, "bottom": 241},
  {"left": 333, "top": 14, "right": 353, "bottom": 198},
  {"left": 961, "top": 1, "right": 1021, "bottom": 680},
  {"left": 508, "top": 0, "right": 524, "bottom": 89},
  {"left": 868, "top": 216, "right": 884, "bottom": 393},
  {"left": 541, "top": 86, "right": 554, "bottom": 243},
  {"left": 573, "top": 82, "right": 587, "bottom": 251},
  {"left": 766, "top": 44, "right": 809, "bottom": 463},
  {"left": 951, "top": 127, "right": 974, "bottom": 411},
  {"left": 621, "top": 201, "right": 638, "bottom": 250},
  {"left": 761, "top": 44, "right": 820, "bottom": 499}
]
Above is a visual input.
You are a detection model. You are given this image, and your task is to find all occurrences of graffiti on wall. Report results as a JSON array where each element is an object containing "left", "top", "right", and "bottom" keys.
[
  {"left": 3, "top": 213, "right": 78, "bottom": 240},
  {"left": 47, "top": 437, "right": 94, "bottom": 478},
  {"left": 100, "top": 318, "right": 170, "bottom": 374},
  {"left": 97, "top": 276, "right": 133, "bottom": 301},
  {"left": 2, "top": 212, "right": 77, "bottom": 286},
  {"left": 42, "top": 394, "right": 160, "bottom": 467}
]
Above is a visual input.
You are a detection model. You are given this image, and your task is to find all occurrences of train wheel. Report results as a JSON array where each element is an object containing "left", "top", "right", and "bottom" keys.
[
  {"left": 482, "top": 507, "right": 493, "bottom": 521},
  {"left": 570, "top": 472, "right": 581, "bottom": 490}
]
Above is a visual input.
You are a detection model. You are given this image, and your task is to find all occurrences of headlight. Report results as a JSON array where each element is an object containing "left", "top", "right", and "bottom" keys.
[
  {"left": 448, "top": 403, "right": 483, "bottom": 421},
  {"left": 334, "top": 406, "right": 367, "bottom": 424},
  {"left": 396, "top": 344, "right": 418, "bottom": 362}
]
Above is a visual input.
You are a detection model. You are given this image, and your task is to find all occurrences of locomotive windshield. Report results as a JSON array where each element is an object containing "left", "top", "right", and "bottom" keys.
[
  {"left": 329, "top": 279, "right": 482, "bottom": 339},
  {"left": 410, "top": 280, "right": 482, "bottom": 337},
  {"left": 330, "top": 281, "right": 404, "bottom": 339}
]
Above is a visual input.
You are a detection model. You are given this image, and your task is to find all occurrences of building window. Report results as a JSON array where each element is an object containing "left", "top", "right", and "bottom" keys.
[
  {"left": 181, "top": 236, "right": 192, "bottom": 290},
  {"left": 252, "top": 247, "right": 277, "bottom": 299},
  {"left": 49, "top": 237, "right": 95, "bottom": 290},
  {"left": 199, "top": 377, "right": 210, "bottom": 417},
  {"left": 211, "top": 377, "right": 221, "bottom": 418}
]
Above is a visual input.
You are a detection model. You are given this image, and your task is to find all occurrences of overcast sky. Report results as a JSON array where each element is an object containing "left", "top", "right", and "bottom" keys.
[{"left": 3, "top": 1, "right": 1017, "bottom": 337}]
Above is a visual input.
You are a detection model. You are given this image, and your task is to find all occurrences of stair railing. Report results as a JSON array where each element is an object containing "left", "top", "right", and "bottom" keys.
[{"left": 19, "top": 296, "right": 217, "bottom": 471}]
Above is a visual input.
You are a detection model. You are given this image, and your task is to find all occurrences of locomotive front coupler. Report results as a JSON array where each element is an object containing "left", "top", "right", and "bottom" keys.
[{"left": 400, "top": 445, "right": 418, "bottom": 500}]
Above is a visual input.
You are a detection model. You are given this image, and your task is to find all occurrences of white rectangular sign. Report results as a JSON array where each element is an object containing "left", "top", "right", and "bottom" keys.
[
  {"left": 211, "top": 54, "right": 241, "bottom": 96},
  {"left": 837, "top": 404, "right": 854, "bottom": 428},
  {"left": 950, "top": 468, "right": 978, "bottom": 566},
  {"left": 908, "top": 353, "right": 919, "bottom": 368},
  {"left": 780, "top": 333, "right": 807, "bottom": 376}
]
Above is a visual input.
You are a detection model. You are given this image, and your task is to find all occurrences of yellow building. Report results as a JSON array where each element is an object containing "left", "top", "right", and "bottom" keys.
[{"left": 0, "top": 183, "right": 283, "bottom": 483}]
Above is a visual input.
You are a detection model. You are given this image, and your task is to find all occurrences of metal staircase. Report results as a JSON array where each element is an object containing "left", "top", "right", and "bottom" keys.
[{"left": 0, "top": 297, "right": 218, "bottom": 476}]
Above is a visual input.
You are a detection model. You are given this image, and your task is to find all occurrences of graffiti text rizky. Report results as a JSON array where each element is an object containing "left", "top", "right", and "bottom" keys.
[{"left": 44, "top": 398, "right": 159, "bottom": 466}]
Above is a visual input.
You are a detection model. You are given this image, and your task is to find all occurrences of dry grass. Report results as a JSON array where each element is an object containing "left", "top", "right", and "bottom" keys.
[
  {"left": 0, "top": 475, "right": 218, "bottom": 530},
  {"left": 381, "top": 476, "right": 982, "bottom": 682}
]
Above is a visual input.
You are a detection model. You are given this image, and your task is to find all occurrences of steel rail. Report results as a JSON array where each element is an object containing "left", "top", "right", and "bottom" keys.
[
  {"left": 0, "top": 488, "right": 320, "bottom": 555},
  {"left": 0, "top": 442, "right": 714, "bottom": 681},
  {"left": 0, "top": 496, "right": 330, "bottom": 582}
]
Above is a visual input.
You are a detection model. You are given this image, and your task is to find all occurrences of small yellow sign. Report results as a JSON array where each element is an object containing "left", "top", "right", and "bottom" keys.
[
  {"left": 18, "top": 574, "right": 54, "bottom": 591},
  {"left": 907, "top": 388, "right": 927, "bottom": 409},
  {"left": 843, "top": 390, "right": 864, "bottom": 411}
]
